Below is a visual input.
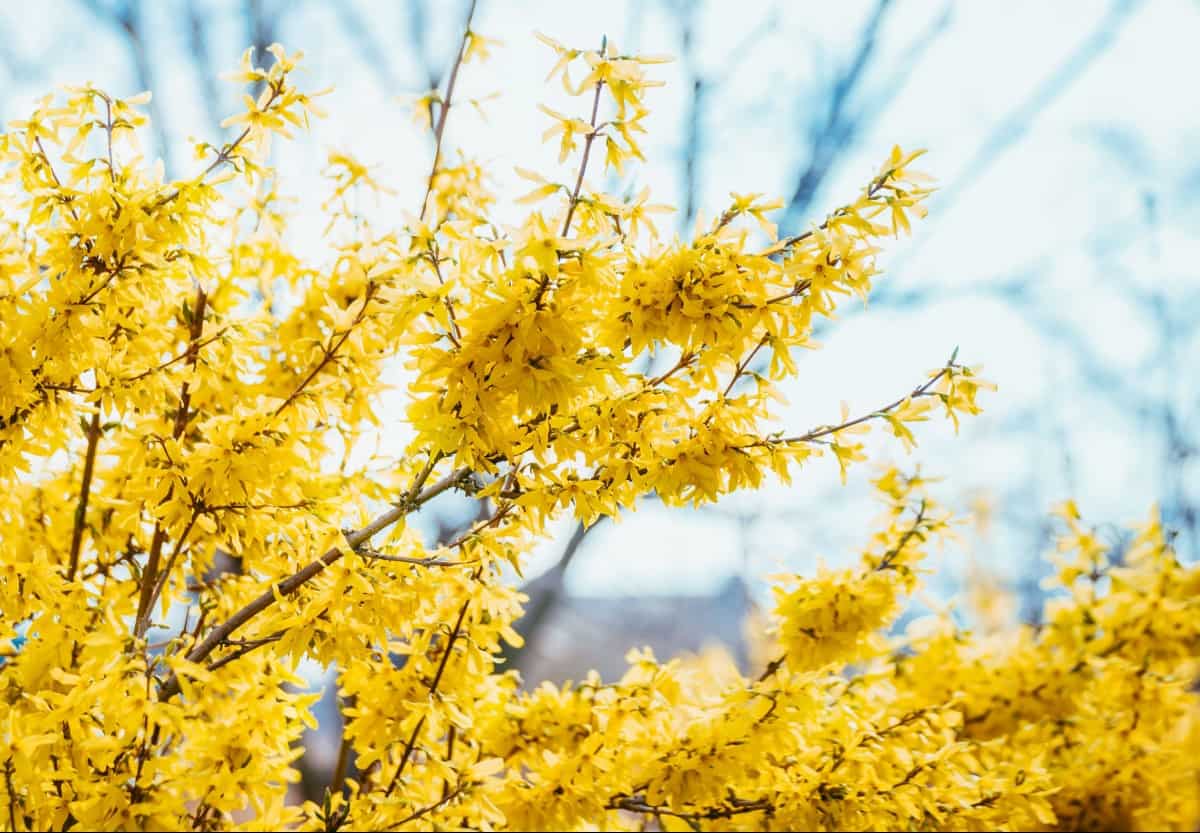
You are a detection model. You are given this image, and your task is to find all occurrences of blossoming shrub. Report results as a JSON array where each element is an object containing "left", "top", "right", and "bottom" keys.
[{"left": 0, "top": 25, "right": 1196, "bottom": 833}]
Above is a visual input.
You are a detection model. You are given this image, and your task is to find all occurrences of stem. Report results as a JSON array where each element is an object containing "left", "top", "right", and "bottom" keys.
[
  {"left": 104, "top": 96, "right": 116, "bottom": 184},
  {"left": 145, "top": 510, "right": 200, "bottom": 614},
  {"left": 418, "top": 0, "right": 478, "bottom": 222},
  {"left": 272, "top": 284, "right": 376, "bottom": 417},
  {"left": 67, "top": 410, "right": 102, "bottom": 581},
  {"left": 124, "top": 329, "right": 227, "bottom": 383},
  {"left": 385, "top": 599, "right": 471, "bottom": 797},
  {"left": 775, "top": 365, "right": 950, "bottom": 445},
  {"left": 330, "top": 731, "right": 352, "bottom": 795},
  {"left": 382, "top": 784, "right": 464, "bottom": 830},
  {"left": 771, "top": 169, "right": 894, "bottom": 255},
  {"left": 135, "top": 286, "right": 207, "bottom": 638},
  {"left": 355, "top": 549, "right": 469, "bottom": 568},
  {"left": 876, "top": 500, "right": 927, "bottom": 572},
  {"left": 561, "top": 43, "right": 607, "bottom": 238},
  {"left": 721, "top": 335, "right": 769, "bottom": 399},
  {"left": 156, "top": 83, "right": 284, "bottom": 207}
]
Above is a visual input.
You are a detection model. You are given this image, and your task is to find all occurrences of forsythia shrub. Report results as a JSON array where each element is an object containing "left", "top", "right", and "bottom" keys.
[{"left": 0, "top": 15, "right": 1196, "bottom": 832}]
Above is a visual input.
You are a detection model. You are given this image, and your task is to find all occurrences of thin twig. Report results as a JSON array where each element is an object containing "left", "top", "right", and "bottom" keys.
[
  {"left": 354, "top": 549, "right": 470, "bottom": 568},
  {"left": 876, "top": 500, "right": 927, "bottom": 572},
  {"left": 561, "top": 38, "right": 607, "bottom": 238},
  {"left": 418, "top": 0, "right": 478, "bottom": 222},
  {"left": 330, "top": 731, "right": 352, "bottom": 795},
  {"left": 721, "top": 335, "right": 769, "bottom": 398},
  {"left": 123, "top": 329, "right": 227, "bottom": 382},
  {"left": 156, "top": 82, "right": 284, "bottom": 207},
  {"left": 647, "top": 351, "right": 696, "bottom": 387},
  {"left": 384, "top": 599, "right": 471, "bottom": 797},
  {"left": 764, "top": 359, "right": 954, "bottom": 447},
  {"left": 145, "top": 509, "right": 201, "bottom": 616},
  {"left": 609, "top": 794, "right": 773, "bottom": 825},
  {"left": 205, "top": 631, "right": 285, "bottom": 673},
  {"left": 272, "top": 283, "right": 377, "bottom": 417},
  {"left": 424, "top": 241, "right": 463, "bottom": 347},
  {"left": 383, "top": 783, "right": 464, "bottom": 830}
]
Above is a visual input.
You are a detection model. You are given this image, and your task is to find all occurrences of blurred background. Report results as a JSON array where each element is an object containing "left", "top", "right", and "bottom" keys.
[{"left": 5, "top": 0, "right": 1196, "bottom": 797}]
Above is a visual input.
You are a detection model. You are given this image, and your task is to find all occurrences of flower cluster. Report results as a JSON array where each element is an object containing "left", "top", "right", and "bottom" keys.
[{"left": 0, "top": 22, "right": 1193, "bottom": 833}]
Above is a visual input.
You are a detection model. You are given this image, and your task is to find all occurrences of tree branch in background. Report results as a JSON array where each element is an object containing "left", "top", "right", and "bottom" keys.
[
  {"left": 333, "top": 0, "right": 404, "bottom": 95},
  {"left": 406, "top": 0, "right": 442, "bottom": 96},
  {"left": 500, "top": 516, "right": 597, "bottom": 672},
  {"left": 0, "top": 21, "right": 43, "bottom": 81},
  {"left": 242, "top": 0, "right": 278, "bottom": 72},
  {"left": 895, "top": 0, "right": 1142, "bottom": 261},
  {"left": 184, "top": 0, "right": 225, "bottom": 131},
  {"left": 671, "top": 1, "right": 781, "bottom": 231},
  {"left": 782, "top": 0, "right": 892, "bottom": 226},
  {"left": 676, "top": 0, "right": 704, "bottom": 228}
]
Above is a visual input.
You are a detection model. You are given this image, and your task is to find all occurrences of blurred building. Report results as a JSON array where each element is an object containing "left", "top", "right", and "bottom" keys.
[{"left": 512, "top": 572, "right": 753, "bottom": 685}]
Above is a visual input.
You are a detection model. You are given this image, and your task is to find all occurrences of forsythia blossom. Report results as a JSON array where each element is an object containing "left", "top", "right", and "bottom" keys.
[{"left": 0, "top": 25, "right": 1194, "bottom": 833}]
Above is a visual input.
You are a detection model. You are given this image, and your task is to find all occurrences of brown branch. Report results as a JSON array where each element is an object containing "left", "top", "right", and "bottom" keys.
[
  {"left": 330, "top": 728, "right": 353, "bottom": 797},
  {"left": 383, "top": 783, "right": 464, "bottom": 830},
  {"left": 272, "top": 283, "right": 377, "bottom": 417},
  {"left": 355, "top": 549, "right": 470, "bottom": 568},
  {"left": 418, "top": 0, "right": 478, "bottom": 222},
  {"left": 156, "top": 82, "right": 284, "bottom": 207},
  {"left": 205, "top": 630, "right": 284, "bottom": 674},
  {"left": 171, "top": 288, "right": 208, "bottom": 438},
  {"left": 442, "top": 501, "right": 513, "bottom": 550},
  {"left": 103, "top": 95, "right": 116, "bottom": 184},
  {"left": 411, "top": 0, "right": 476, "bottom": 350},
  {"left": 33, "top": 136, "right": 82, "bottom": 226},
  {"left": 145, "top": 509, "right": 201, "bottom": 615},
  {"left": 757, "top": 655, "right": 786, "bottom": 683},
  {"left": 721, "top": 335, "right": 769, "bottom": 398},
  {"left": 772, "top": 167, "right": 894, "bottom": 255},
  {"left": 561, "top": 40, "right": 607, "bottom": 238},
  {"left": 159, "top": 463, "right": 466, "bottom": 700},
  {"left": 764, "top": 277, "right": 812, "bottom": 306},
  {"left": 135, "top": 286, "right": 207, "bottom": 638},
  {"left": 876, "top": 500, "right": 927, "bottom": 572},
  {"left": 123, "top": 329, "right": 227, "bottom": 382},
  {"left": 385, "top": 598, "right": 471, "bottom": 797},
  {"left": 609, "top": 794, "right": 773, "bottom": 824},
  {"left": 4, "top": 759, "right": 19, "bottom": 833},
  {"left": 766, "top": 359, "right": 953, "bottom": 447},
  {"left": 80, "top": 0, "right": 175, "bottom": 173},
  {"left": 67, "top": 410, "right": 102, "bottom": 581},
  {"left": 647, "top": 351, "right": 696, "bottom": 387},
  {"left": 424, "top": 241, "right": 462, "bottom": 348}
]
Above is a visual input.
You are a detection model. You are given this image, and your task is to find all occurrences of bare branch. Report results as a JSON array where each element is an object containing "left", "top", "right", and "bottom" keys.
[
  {"left": 183, "top": 0, "right": 225, "bottom": 131},
  {"left": 561, "top": 36, "right": 608, "bottom": 237},
  {"left": 418, "top": 0, "right": 479, "bottom": 222}
]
